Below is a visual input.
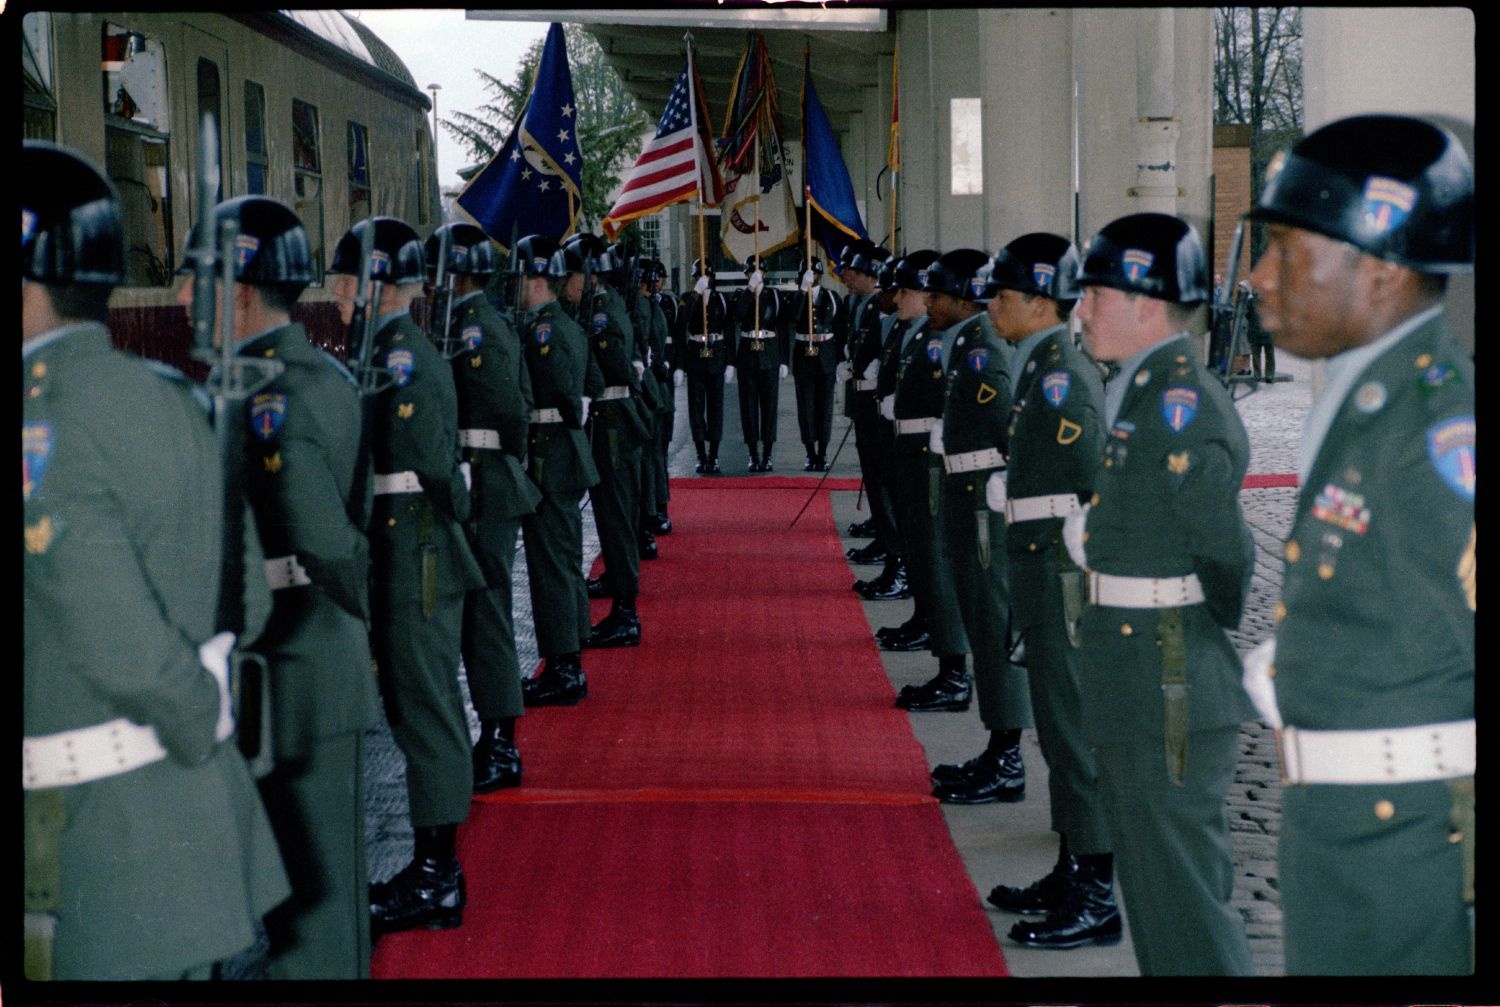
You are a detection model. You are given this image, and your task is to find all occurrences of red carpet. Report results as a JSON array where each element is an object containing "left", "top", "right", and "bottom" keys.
[{"left": 371, "top": 479, "right": 1009, "bottom": 978}]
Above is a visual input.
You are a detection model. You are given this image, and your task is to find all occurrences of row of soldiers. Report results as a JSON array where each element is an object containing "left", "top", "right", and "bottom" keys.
[
  {"left": 830, "top": 114, "right": 1474, "bottom": 976},
  {"left": 22, "top": 139, "right": 681, "bottom": 980}
]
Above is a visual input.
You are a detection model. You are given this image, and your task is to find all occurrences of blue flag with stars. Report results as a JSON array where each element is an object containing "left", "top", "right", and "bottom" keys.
[{"left": 458, "top": 23, "right": 583, "bottom": 251}]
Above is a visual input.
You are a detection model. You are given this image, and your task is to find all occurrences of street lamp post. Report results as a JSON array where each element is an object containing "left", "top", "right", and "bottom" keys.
[{"left": 427, "top": 82, "right": 442, "bottom": 215}]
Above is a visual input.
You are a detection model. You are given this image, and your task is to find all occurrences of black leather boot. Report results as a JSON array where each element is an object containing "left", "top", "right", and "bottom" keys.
[
  {"left": 639, "top": 529, "right": 658, "bottom": 560},
  {"left": 859, "top": 561, "right": 910, "bottom": 600},
  {"left": 933, "top": 736, "right": 1024, "bottom": 804},
  {"left": 895, "top": 658, "right": 971, "bottom": 712},
  {"left": 522, "top": 654, "right": 587, "bottom": 707},
  {"left": 847, "top": 517, "right": 877, "bottom": 538},
  {"left": 803, "top": 443, "right": 816, "bottom": 471},
  {"left": 472, "top": 718, "right": 522, "bottom": 793},
  {"left": 706, "top": 442, "right": 721, "bottom": 474},
  {"left": 1006, "top": 854, "right": 1123, "bottom": 949},
  {"left": 931, "top": 729, "right": 1021, "bottom": 786},
  {"left": 988, "top": 839, "right": 1076, "bottom": 914},
  {"left": 877, "top": 609, "right": 928, "bottom": 643},
  {"left": 651, "top": 511, "right": 672, "bottom": 536},
  {"left": 370, "top": 825, "right": 465, "bottom": 937},
  {"left": 846, "top": 539, "right": 888, "bottom": 564},
  {"left": 694, "top": 441, "right": 709, "bottom": 474},
  {"left": 760, "top": 446, "right": 773, "bottom": 472},
  {"left": 586, "top": 575, "right": 608, "bottom": 599},
  {"left": 746, "top": 441, "right": 761, "bottom": 472},
  {"left": 585, "top": 601, "right": 641, "bottom": 648},
  {"left": 813, "top": 442, "right": 828, "bottom": 471}
]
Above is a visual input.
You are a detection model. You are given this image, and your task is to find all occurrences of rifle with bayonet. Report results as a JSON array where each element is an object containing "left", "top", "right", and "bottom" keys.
[
  {"left": 345, "top": 221, "right": 395, "bottom": 537},
  {"left": 1211, "top": 217, "right": 1258, "bottom": 399},
  {"left": 427, "top": 224, "right": 461, "bottom": 359},
  {"left": 187, "top": 111, "right": 281, "bottom": 775}
]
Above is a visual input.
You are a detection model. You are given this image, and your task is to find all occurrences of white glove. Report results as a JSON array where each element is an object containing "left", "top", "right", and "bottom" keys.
[
  {"left": 878, "top": 395, "right": 895, "bottom": 421},
  {"left": 929, "top": 419, "right": 944, "bottom": 455},
  {"left": 985, "top": 470, "right": 1007, "bottom": 513},
  {"left": 748, "top": 270, "right": 764, "bottom": 294},
  {"left": 581, "top": 395, "right": 592, "bottom": 417},
  {"left": 198, "top": 631, "right": 237, "bottom": 743},
  {"left": 800, "top": 270, "right": 816, "bottom": 292},
  {"left": 778, "top": 364, "right": 788, "bottom": 379},
  {"left": 1241, "top": 638, "right": 1283, "bottom": 729},
  {"left": 724, "top": 365, "right": 736, "bottom": 384},
  {"left": 459, "top": 461, "right": 473, "bottom": 492},
  {"left": 632, "top": 359, "right": 646, "bottom": 379},
  {"left": 835, "top": 361, "right": 854, "bottom": 384},
  {"left": 1062, "top": 502, "right": 1090, "bottom": 569},
  {"left": 693, "top": 275, "right": 711, "bottom": 296},
  {"left": 862, "top": 358, "right": 880, "bottom": 382},
  {"left": 673, "top": 369, "right": 685, "bottom": 388}
]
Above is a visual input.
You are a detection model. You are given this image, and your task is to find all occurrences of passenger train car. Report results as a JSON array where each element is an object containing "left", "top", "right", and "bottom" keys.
[{"left": 22, "top": 11, "right": 441, "bottom": 369}]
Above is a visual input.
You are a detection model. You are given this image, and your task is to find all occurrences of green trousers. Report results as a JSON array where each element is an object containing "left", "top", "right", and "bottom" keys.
[
  {"left": 522, "top": 488, "right": 585, "bottom": 659},
  {"left": 463, "top": 515, "right": 525, "bottom": 719},
  {"left": 889, "top": 447, "right": 969, "bottom": 657}
]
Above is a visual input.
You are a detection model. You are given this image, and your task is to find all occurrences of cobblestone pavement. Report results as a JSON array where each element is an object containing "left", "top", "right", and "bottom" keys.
[{"left": 363, "top": 354, "right": 1319, "bottom": 977}]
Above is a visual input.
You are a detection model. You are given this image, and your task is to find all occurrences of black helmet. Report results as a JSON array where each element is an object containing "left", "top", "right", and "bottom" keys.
[
  {"left": 876, "top": 258, "right": 899, "bottom": 290},
  {"left": 643, "top": 259, "right": 667, "bottom": 283},
  {"left": 22, "top": 141, "right": 125, "bottom": 286},
  {"left": 1250, "top": 114, "right": 1473, "bottom": 273},
  {"left": 562, "top": 232, "right": 606, "bottom": 273},
  {"left": 742, "top": 255, "right": 765, "bottom": 275},
  {"left": 980, "top": 232, "right": 1081, "bottom": 303},
  {"left": 1078, "top": 213, "right": 1209, "bottom": 305},
  {"left": 200, "top": 196, "right": 314, "bottom": 290},
  {"left": 514, "top": 234, "right": 566, "bottom": 277},
  {"left": 603, "top": 239, "right": 638, "bottom": 278},
  {"left": 329, "top": 216, "right": 426, "bottom": 285},
  {"left": 892, "top": 249, "right": 941, "bottom": 291},
  {"left": 922, "top": 248, "right": 992, "bottom": 302},
  {"left": 797, "top": 255, "right": 824, "bottom": 276},
  {"left": 844, "top": 240, "right": 889, "bottom": 277},
  {"left": 691, "top": 259, "right": 714, "bottom": 280},
  {"left": 425, "top": 222, "right": 497, "bottom": 277}
]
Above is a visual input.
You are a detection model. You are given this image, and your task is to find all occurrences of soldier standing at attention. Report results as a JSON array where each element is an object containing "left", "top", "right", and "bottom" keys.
[
  {"left": 643, "top": 260, "right": 676, "bottom": 532},
  {"left": 174, "top": 195, "right": 378, "bottom": 978},
  {"left": 786, "top": 255, "right": 841, "bottom": 471},
  {"left": 1069, "top": 212, "right": 1255, "bottom": 975},
  {"left": 976, "top": 234, "right": 1120, "bottom": 950},
  {"left": 23, "top": 141, "right": 289, "bottom": 980},
  {"left": 1243, "top": 115, "right": 1474, "bottom": 976},
  {"left": 730, "top": 255, "right": 790, "bottom": 472},
  {"left": 924, "top": 249, "right": 1031, "bottom": 802},
  {"left": 513, "top": 235, "right": 601, "bottom": 707},
  {"left": 426, "top": 223, "right": 541, "bottom": 793},
  {"left": 563, "top": 234, "right": 648, "bottom": 649},
  {"left": 678, "top": 259, "right": 733, "bottom": 474},
  {"left": 612, "top": 245, "right": 664, "bottom": 560},
  {"left": 328, "top": 217, "right": 485, "bottom": 937}
]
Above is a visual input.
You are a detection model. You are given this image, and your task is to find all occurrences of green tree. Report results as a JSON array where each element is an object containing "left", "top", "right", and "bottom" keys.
[{"left": 445, "top": 23, "right": 649, "bottom": 231}]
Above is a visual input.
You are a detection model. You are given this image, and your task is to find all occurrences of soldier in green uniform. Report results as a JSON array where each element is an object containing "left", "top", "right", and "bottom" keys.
[
  {"left": 1070, "top": 212, "right": 1255, "bottom": 975},
  {"left": 922, "top": 249, "right": 1031, "bottom": 801},
  {"left": 173, "top": 195, "right": 378, "bottom": 978},
  {"left": 513, "top": 235, "right": 601, "bottom": 707},
  {"left": 1244, "top": 115, "right": 1475, "bottom": 976},
  {"left": 730, "top": 254, "right": 790, "bottom": 472},
  {"left": 786, "top": 256, "right": 842, "bottom": 471},
  {"left": 678, "top": 259, "right": 734, "bottom": 473},
  {"left": 880, "top": 250, "right": 949, "bottom": 655},
  {"left": 425, "top": 223, "right": 542, "bottom": 793},
  {"left": 23, "top": 141, "right": 290, "bottom": 980},
  {"left": 643, "top": 260, "right": 676, "bottom": 532},
  {"left": 975, "top": 234, "right": 1121, "bottom": 949},
  {"left": 612, "top": 245, "right": 664, "bottom": 559},
  {"left": 328, "top": 217, "right": 486, "bottom": 937},
  {"left": 562, "top": 234, "right": 648, "bottom": 649}
]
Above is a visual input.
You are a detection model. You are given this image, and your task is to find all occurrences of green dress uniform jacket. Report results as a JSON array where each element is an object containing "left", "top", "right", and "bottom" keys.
[
  {"left": 23, "top": 323, "right": 290, "bottom": 980},
  {"left": 584, "top": 286, "right": 646, "bottom": 603},
  {"left": 521, "top": 299, "right": 599, "bottom": 659},
  {"left": 890, "top": 318, "right": 969, "bottom": 658},
  {"left": 640, "top": 290, "right": 673, "bottom": 518},
  {"left": 1274, "top": 314, "right": 1474, "bottom": 975},
  {"left": 449, "top": 294, "right": 541, "bottom": 723},
  {"left": 847, "top": 294, "right": 899, "bottom": 556},
  {"left": 369, "top": 311, "right": 485, "bottom": 828},
  {"left": 1002, "top": 324, "right": 1110, "bottom": 854},
  {"left": 939, "top": 315, "right": 1031, "bottom": 731},
  {"left": 237, "top": 322, "right": 379, "bottom": 979},
  {"left": 1076, "top": 334, "right": 1254, "bottom": 976}
]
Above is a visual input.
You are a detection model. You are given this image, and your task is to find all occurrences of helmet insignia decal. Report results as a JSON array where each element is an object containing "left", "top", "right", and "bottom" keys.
[
  {"left": 385, "top": 349, "right": 414, "bottom": 387},
  {"left": 916, "top": 269, "right": 930, "bottom": 287},
  {"left": 453, "top": 244, "right": 469, "bottom": 263},
  {"left": 22, "top": 208, "right": 37, "bottom": 244},
  {"left": 1033, "top": 263, "right": 1057, "bottom": 288},
  {"left": 235, "top": 233, "right": 261, "bottom": 270},
  {"left": 370, "top": 248, "right": 391, "bottom": 277},
  {"left": 1361, "top": 176, "right": 1417, "bottom": 236},
  {"left": 1162, "top": 386, "right": 1199, "bottom": 433},
  {"left": 969, "top": 277, "right": 987, "bottom": 298},
  {"left": 1122, "top": 249, "right": 1155, "bottom": 282},
  {"left": 532, "top": 256, "right": 550, "bottom": 273}
]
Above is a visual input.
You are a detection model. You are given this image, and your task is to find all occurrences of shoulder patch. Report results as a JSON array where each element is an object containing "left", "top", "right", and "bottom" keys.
[
  {"left": 249, "top": 392, "right": 288, "bottom": 442},
  {"left": 926, "top": 339, "right": 943, "bottom": 363},
  {"left": 1427, "top": 415, "right": 1476, "bottom": 501},
  {"left": 1161, "top": 386, "right": 1199, "bottom": 433},
  {"left": 967, "top": 346, "right": 990, "bottom": 372},
  {"left": 533, "top": 320, "right": 552, "bottom": 346},
  {"left": 463, "top": 324, "right": 484, "bottom": 353},
  {"left": 386, "top": 349, "right": 415, "bottom": 387},
  {"left": 591, "top": 310, "right": 609, "bottom": 334},
  {"left": 1041, "top": 370, "right": 1071, "bottom": 409},
  {"left": 22, "top": 421, "right": 54, "bottom": 502}
]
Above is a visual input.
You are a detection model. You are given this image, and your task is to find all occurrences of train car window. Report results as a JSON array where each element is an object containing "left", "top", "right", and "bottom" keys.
[
  {"left": 196, "top": 58, "right": 223, "bottom": 203},
  {"left": 102, "top": 22, "right": 173, "bottom": 287},
  {"left": 293, "top": 99, "right": 321, "bottom": 173},
  {"left": 292, "top": 99, "right": 325, "bottom": 284},
  {"left": 244, "top": 81, "right": 268, "bottom": 195},
  {"left": 347, "top": 121, "right": 371, "bottom": 222},
  {"left": 22, "top": 13, "right": 56, "bottom": 140}
]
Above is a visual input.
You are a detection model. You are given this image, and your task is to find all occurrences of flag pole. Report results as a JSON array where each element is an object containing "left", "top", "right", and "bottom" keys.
[
  {"left": 687, "top": 31, "right": 709, "bottom": 341},
  {"left": 888, "top": 38, "right": 900, "bottom": 254},
  {"left": 803, "top": 43, "right": 814, "bottom": 344},
  {"left": 752, "top": 129, "right": 762, "bottom": 337}
]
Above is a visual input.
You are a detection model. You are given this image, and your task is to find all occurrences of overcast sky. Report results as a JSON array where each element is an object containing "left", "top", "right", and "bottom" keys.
[{"left": 345, "top": 10, "right": 549, "bottom": 194}]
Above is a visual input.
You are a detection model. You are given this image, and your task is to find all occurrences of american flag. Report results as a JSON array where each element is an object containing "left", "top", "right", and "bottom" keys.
[{"left": 602, "top": 49, "right": 723, "bottom": 239}]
